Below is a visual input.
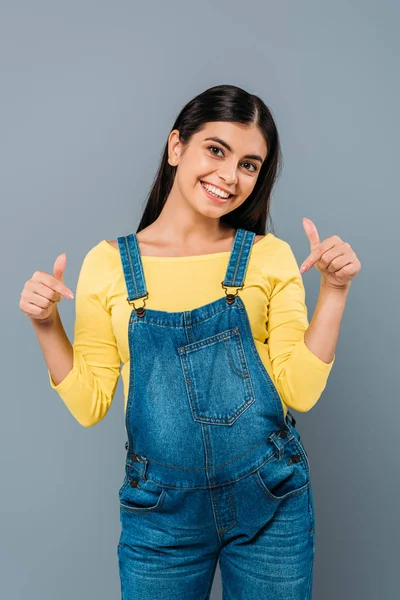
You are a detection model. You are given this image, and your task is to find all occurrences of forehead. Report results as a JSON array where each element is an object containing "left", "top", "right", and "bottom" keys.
[{"left": 194, "top": 121, "right": 268, "bottom": 157}]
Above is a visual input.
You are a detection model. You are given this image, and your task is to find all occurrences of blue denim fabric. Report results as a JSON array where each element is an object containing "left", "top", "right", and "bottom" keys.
[{"left": 116, "top": 228, "right": 315, "bottom": 599}]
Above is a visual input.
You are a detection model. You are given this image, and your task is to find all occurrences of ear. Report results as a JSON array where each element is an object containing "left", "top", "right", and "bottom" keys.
[{"left": 168, "top": 129, "right": 182, "bottom": 166}]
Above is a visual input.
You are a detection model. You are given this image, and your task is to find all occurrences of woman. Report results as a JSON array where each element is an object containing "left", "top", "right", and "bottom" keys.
[{"left": 20, "top": 84, "right": 360, "bottom": 599}]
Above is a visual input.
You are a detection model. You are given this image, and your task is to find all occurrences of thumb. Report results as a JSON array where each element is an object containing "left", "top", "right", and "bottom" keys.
[
  {"left": 302, "top": 217, "right": 320, "bottom": 250},
  {"left": 53, "top": 253, "right": 67, "bottom": 282}
]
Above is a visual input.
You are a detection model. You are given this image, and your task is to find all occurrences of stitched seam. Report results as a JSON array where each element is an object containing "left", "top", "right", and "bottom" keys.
[
  {"left": 133, "top": 234, "right": 147, "bottom": 296},
  {"left": 179, "top": 328, "right": 240, "bottom": 352},
  {"left": 123, "top": 236, "right": 139, "bottom": 297},
  {"left": 231, "top": 229, "right": 247, "bottom": 285},
  {"left": 222, "top": 337, "right": 247, "bottom": 378},
  {"left": 130, "top": 305, "right": 232, "bottom": 327},
  {"left": 254, "top": 469, "right": 310, "bottom": 502},
  {"left": 132, "top": 438, "right": 278, "bottom": 471},
  {"left": 120, "top": 489, "right": 166, "bottom": 512},
  {"left": 138, "top": 451, "right": 281, "bottom": 490}
]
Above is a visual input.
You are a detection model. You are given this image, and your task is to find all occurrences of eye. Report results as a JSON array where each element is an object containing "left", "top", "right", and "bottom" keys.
[
  {"left": 208, "top": 145, "right": 224, "bottom": 157},
  {"left": 242, "top": 161, "right": 258, "bottom": 173},
  {"left": 207, "top": 146, "right": 258, "bottom": 173}
]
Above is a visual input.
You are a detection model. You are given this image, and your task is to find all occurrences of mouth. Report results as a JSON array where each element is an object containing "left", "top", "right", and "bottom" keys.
[{"left": 200, "top": 181, "right": 235, "bottom": 204}]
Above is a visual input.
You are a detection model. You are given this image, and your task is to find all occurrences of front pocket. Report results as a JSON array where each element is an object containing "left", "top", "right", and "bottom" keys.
[
  {"left": 178, "top": 327, "right": 255, "bottom": 425},
  {"left": 119, "top": 470, "right": 166, "bottom": 513},
  {"left": 254, "top": 445, "right": 311, "bottom": 502}
]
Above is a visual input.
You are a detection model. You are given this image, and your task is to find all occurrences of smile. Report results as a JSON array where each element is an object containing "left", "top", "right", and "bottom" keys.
[{"left": 200, "top": 181, "right": 234, "bottom": 202}]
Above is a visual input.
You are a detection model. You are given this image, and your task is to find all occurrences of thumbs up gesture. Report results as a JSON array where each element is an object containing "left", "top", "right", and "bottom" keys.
[
  {"left": 299, "top": 218, "right": 361, "bottom": 289},
  {"left": 19, "top": 253, "right": 75, "bottom": 323}
]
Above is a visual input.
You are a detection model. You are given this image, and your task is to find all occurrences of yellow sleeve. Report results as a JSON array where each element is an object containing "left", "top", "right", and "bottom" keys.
[
  {"left": 266, "top": 239, "right": 335, "bottom": 412},
  {"left": 48, "top": 244, "right": 121, "bottom": 427}
]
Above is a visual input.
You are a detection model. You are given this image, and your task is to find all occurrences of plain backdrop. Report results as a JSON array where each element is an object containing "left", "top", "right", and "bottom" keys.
[{"left": 1, "top": 1, "right": 399, "bottom": 598}]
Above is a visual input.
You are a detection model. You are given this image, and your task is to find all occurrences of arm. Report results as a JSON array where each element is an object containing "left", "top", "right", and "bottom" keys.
[
  {"left": 43, "top": 246, "right": 121, "bottom": 427},
  {"left": 266, "top": 241, "right": 336, "bottom": 413},
  {"left": 31, "top": 307, "right": 74, "bottom": 386},
  {"left": 303, "top": 280, "right": 349, "bottom": 364}
]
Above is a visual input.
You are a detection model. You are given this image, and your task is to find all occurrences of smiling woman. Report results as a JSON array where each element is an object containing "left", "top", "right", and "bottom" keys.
[{"left": 29, "top": 84, "right": 338, "bottom": 599}]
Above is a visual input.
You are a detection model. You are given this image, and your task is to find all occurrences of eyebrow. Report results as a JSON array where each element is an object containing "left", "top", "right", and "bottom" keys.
[{"left": 203, "top": 136, "right": 265, "bottom": 164}]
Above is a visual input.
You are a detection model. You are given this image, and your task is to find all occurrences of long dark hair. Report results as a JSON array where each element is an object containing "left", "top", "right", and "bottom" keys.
[{"left": 136, "top": 84, "right": 283, "bottom": 235}]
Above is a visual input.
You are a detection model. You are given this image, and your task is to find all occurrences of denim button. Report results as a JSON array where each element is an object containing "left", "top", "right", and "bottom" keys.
[
  {"left": 130, "top": 479, "right": 140, "bottom": 488},
  {"left": 277, "top": 430, "right": 287, "bottom": 439}
]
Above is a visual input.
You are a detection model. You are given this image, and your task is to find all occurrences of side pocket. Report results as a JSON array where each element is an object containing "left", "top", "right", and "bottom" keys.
[
  {"left": 119, "top": 468, "right": 166, "bottom": 513},
  {"left": 254, "top": 446, "right": 310, "bottom": 502}
]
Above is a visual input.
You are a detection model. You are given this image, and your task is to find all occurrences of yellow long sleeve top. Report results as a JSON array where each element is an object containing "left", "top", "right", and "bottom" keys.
[{"left": 48, "top": 233, "right": 335, "bottom": 427}]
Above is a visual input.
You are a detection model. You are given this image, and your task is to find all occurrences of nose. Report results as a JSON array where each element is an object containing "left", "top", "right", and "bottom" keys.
[{"left": 219, "top": 167, "right": 238, "bottom": 186}]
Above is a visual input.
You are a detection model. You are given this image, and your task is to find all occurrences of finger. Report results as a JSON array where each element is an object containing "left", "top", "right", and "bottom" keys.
[
  {"left": 24, "top": 303, "right": 45, "bottom": 318},
  {"left": 326, "top": 254, "right": 353, "bottom": 273},
  {"left": 334, "top": 262, "right": 359, "bottom": 278},
  {"left": 26, "top": 280, "right": 62, "bottom": 304},
  {"left": 303, "top": 217, "right": 320, "bottom": 249},
  {"left": 32, "top": 270, "right": 74, "bottom": 299},
  {"left": 300, "top": 235, "right": 340, "bottom": 272},
  {"left": 26, "top": 292, "right": 55, "bottom": 310},
  {"left": 312, "top": 244, "right": 352, "bottom": 270},
  {"left": 53, "top": 253, "right": 67, "bottom": 283}
]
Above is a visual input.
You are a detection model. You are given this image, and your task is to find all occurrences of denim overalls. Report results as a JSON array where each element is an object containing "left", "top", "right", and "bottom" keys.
[{"left": 116, "top": 228, "right": 316, "bottom": 600}]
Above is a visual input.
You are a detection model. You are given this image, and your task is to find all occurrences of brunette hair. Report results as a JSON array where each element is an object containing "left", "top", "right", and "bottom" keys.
[{"left": 136, "top": 84, "right": 283, "bottom": 235}]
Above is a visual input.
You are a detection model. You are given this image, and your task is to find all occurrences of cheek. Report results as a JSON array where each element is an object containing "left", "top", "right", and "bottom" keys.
[{"left": 195, "top": 154, "right": 219, "bottom": 177}]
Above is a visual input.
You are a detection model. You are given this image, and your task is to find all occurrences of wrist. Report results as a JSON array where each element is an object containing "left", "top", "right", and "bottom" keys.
[
  {"left": 320, "top": 278, "right": 351, "bottom": 294},
  {"left": 30, "top": 308, "right": 59, "bottom": 328}
]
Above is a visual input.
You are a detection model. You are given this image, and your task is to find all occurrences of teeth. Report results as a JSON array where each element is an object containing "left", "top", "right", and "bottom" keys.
[{"left": 201, "top": 182, "right": 230, "bottom": 198}]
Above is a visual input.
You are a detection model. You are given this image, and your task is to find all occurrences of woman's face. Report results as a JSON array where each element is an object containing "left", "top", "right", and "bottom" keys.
[{"left": 167, "top": 121, "right": 268, "bottom": 218}]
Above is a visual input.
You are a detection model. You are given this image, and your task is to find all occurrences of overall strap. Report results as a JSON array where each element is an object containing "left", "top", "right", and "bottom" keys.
[
  {"left": 222, "top": 228, "right": 256, "bottom": 289},
  {"left": 117, "top": 234, "right": 148, "bottom": 304}
]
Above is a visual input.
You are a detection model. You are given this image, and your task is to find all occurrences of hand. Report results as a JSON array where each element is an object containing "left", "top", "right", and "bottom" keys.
[
  {"left": 299, "top": 218, "right": 361, "bottom": 289},
  {"left": 19, "top": 253, "right": 75, "bottom": 323}
]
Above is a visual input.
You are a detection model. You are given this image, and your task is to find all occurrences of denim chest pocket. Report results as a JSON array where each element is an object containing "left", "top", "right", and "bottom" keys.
[{"left": 178, "top": 327, "right": 256, "bottom": 426}]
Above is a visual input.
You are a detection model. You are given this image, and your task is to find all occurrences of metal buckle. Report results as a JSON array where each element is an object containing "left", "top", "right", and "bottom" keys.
[
  {"left": 221, "top": 281, "right": 244, "bottom": 304},
  {"left": 127, "top": 293, "right": 149, "bottom": 317}
]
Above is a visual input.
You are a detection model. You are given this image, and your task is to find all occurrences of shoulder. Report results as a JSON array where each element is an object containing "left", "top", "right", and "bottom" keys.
[
  {"left": 83, "top": 239, "right": 119, "bottom": 261},
  {"left": 74, "top": 240, "right": 122, "bottom": 307},
  {"left": 79, "top": 239, "right": 121, "bottom": 279},
  {"left": 251, "top": 232, "right": 288, "bottom": 254},
  {"left": 253, "top": 232, "right": 296, "bottom": 255},
  {"left": 251, "top": 232, "right": 301, "bottom": 275}
]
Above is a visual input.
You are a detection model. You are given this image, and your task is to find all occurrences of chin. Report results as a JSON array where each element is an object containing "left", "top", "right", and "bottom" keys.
[{"left": 194, "top": 204, "right": 225, "bottom": 219}]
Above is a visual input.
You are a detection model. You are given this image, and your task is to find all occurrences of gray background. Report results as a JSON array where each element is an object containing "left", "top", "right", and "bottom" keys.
[{"left": 1, "top": 1, "right": 398, "bottom": 598}]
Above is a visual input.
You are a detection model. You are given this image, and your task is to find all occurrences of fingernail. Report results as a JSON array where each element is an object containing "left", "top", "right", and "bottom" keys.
[
  {"left": 299, "top": 265, "right": 307, "bottom": 274},
  {"left": 66, "top": 291, "right": 74, "bottom": 299}
]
